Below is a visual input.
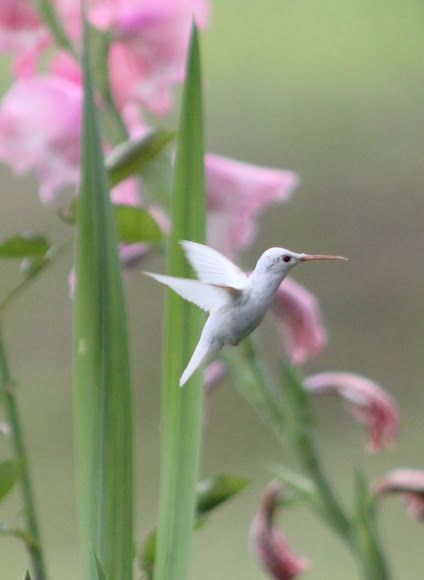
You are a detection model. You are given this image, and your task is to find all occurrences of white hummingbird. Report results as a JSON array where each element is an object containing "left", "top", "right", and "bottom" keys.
[{"left": 145, "top": 241, "right": 347, "bottom": 387}]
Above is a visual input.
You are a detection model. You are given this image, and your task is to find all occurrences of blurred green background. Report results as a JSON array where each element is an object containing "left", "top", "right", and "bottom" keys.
[{"left": 1, "top": 0, "right": 424, "bottom": 578}]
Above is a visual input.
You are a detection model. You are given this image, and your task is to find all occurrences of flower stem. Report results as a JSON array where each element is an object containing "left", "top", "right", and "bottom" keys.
[
  {"left": 0, "top": 329, "right": 48, "bottom": 580},
  {"left": 36, "top": 0, "right": 76, "bottom": 57},
  {"left": 282, "top": 366, "right": 352, "bottom": 543}
]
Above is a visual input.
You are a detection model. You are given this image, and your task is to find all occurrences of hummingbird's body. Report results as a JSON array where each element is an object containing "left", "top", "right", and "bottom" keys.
[{"left": 145, "top": 241, "right": 346, "bottom": 386}]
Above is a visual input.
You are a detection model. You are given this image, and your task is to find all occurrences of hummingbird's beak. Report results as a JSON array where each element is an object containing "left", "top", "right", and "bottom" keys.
[{"left": 300, "top": 253, "right": 348, "bottom": 262}]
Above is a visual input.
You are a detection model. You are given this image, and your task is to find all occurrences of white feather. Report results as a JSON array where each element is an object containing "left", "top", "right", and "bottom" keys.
[
  {"left": 143, "top": 272, "right": 229, "bottom": 312},
  {"left": 180, "top": 241, "right": 247, "bottom": 290},
  {"left": 179, "top": 338, "right": 214, "bottom": 387}
]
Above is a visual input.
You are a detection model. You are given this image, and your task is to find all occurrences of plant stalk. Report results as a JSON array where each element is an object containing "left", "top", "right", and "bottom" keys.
[{"left": 0, "top": 329, "right": 47, "bottom": 580}]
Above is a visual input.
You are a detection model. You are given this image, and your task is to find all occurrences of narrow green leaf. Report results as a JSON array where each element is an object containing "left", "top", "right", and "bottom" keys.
[
  {"left": 140, "top": 474, "right": 248, "bottom": 579},
  {"left": 354, "top": 471, "right": 391, "bottom": 580},
  {"left": 73, "top": 18, "right": 133, "bottom": 580},
  {"left": 36, "top": 0, "right": 75, "bottom": 54},
  {"left": 0, "top": 460, "right": 20, "bottom": 501},
  {"left": 196, "top": 474, "right": 249, "bottom": 517},
  {"left": 114, "top": 205, "right": 163, "bottom": 243},
  {"left": 94, "top": 552, "right": 107, "bottom": 580},
  {"left": 0, "top": 235, "right": 49, "bottom": 259},
  {"left": 154, "top": 25, "right": 206, "bottom": 580},
  {"left": 23, "top": 570, "right": 32, "bottom": 580},
  {"left": 106, "top": 130, "right": 175, "bottom": 187}
]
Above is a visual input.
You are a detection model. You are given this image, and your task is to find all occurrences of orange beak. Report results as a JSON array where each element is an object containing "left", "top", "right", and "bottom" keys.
[{"left": 300, "top": 254, "right": 348, "bottom": 262}]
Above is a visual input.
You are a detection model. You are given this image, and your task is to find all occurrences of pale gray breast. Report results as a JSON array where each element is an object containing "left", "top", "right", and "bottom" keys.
[{"left": 220, "top": 288, "right": 269, "bottom": 346}]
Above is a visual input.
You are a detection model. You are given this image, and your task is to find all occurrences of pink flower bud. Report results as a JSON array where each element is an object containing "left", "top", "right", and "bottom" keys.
[
  {"left": 206, "top": 154, "right": 298, "bottom": 259},
  {"left": 373, "top": 469, "right": 424, "bottom": 521},
  {"left": 272, "top": 277, "right": 327, "bottom": 364},
  {"left": 304, "top": 372, "right": 399, "bottom": 452},
  {"left": 250, "top": 481, "right": 309, "bottom": 580}
]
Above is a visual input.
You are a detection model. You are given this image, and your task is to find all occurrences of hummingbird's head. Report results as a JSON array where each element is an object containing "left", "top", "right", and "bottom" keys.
[{"left": 254, "top": 247, "right": 347, "bottom": 277}]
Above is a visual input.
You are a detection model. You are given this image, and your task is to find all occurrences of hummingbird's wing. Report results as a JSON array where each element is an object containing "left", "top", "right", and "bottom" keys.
[
  {"left": 180, "top": 241, "right": 247, "bottom": 290},
  {"left": 144, "top": 272, "right": 230, "bottom": 312}
]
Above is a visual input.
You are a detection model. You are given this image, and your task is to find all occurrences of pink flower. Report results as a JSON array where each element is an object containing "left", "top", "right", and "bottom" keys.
[
  {"left": 204, "top": 361, "right": 227, "bottom": 394},
  {"left": 0, "top": 74, "right": 82, "bottom": 204},
  {"left": 0, "top": 1, "right": 48, "bottom": 75},
  {"left": 304, "top": 372, "right": 399, "bottom": 452},
  {"left": 250, "top": 481, "right": 309, "bottom": 580},
  {"left": 94, "top": 0, "right": 209, "bottom": 115},
  {"left": 373, "top": 469, "right": 424, "bottom": 521},
  {"left": 206, "top": 154, "right": 298, "bottom": 258},
  {"left": 272, "top": 277, "right": 327, "bottom": 364}
]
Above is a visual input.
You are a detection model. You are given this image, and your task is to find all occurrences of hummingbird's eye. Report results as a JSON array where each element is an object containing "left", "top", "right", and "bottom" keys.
[{"left": 282, "top": 255, "right": 292, "bottom": 263}]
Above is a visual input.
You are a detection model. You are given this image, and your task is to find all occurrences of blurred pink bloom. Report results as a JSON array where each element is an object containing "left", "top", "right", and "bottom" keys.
[
  {"left": 250, "top": 481, "right": 309, "bottom": 580},
  {"left": 304, "top": 372, "right": 399, "bottom": 453},
  {"left": 0, "top": 75, "right": 82, "bottom": 204},
  {"left": 49, "top": 52, "right": 83, "bottom": 85},
  {"left": 373, "top": 469, "right": 424, "bottom": 521},
  {"left": 206, "top": 154, "right": 298, "bottom": 258},
  {"left": 93, "top": 0, "right": 209, "bottom": 115},
  {"left": 272, "top": 277, "right": 327, "bottom": 364},
  {"left": 0, "top": 1, "right": 48, "bottom": 75},
  {"left": 204, "top": 361, "right": 227, "bottom": 394}
]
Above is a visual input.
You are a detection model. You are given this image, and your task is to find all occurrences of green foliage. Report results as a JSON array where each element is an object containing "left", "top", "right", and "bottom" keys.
[
  {"left": 73, "top": 19, "right": 133, "bottom": 580},
  {"left": 0, "top": 235, "right": 49, "bottom": 259},
  {"left": 113, "top": 205, "right": 163, "bottom": 243},
  {"left": 282, "top": 366, "right": 352, "bottom": 540},
  {"left": 0, "top": 459, "right": 20, "bottom": 502},
  {"left": 94, "top": 553, "right": 107, "bottom": 580},
  {"left": 106, "top": 130, "right": 175, "bottom": 188},
  {"left": 59, "top": 202, "right": 163, "bottom": 244},
  {"left": 140, "top": 474, "right": 249, "bottom": 579},
  {"left": 196, "top": 474, "right": 250, "bottom": 518},
  {"left": 354, "top": 472, "right": 391, "bottom": 580},
  {"left": 153, "top": 25, "right": 206, "bottom": 580},
  {"left": 36, "top": 0, "right": 74, "bottom": 54}
]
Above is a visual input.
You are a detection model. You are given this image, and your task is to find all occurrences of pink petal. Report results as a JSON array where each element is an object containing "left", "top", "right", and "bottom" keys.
[
  {"left": 250, "top": 481, "right": 310, "bottom": 580},
  {"left": 204, "top": 361, "right": 227, "bottom": 394},
  {"left": 206, "top": 154, "right": 298, "bottom": 258},
  {"left": 0, "top": 0, "right": 46, "bottom": 57},
  {"left": 0, "top": 75, "right": 82, "bottom": 205},
  {"left": 103, "top": 0, "right": 210, "bottom": 115},
  {"left": 272, "top": 277, "right": 327, "bottom": 364},
  {"left": 373, "top": 469, "right": 424, "bottom": 521},
  {"left": 304, "top": 372, "right": 399, "bottom": 452}
]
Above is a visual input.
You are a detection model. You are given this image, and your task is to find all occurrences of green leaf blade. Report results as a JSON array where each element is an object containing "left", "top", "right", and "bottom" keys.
[
  {"left": 154, "top": 25, "right": 206, "bottom": 580},
  {"left": 354, "top": 472, "right": 391, "bottom": 580},
  {"left": 114, "top": 205, "right": 164, "bottom": 243},
  {"left": 196, "top": 474, "right": 250, "bottom": 517},
  {"left": 106, "top": 130, "right": 175, "bottom": 187},
  {"left": 0, "top": 235, "right": 49, "bottom": 259},
  {"left": 0, "top": 460, "right": 20, "bottom": 502},
  {"left": 73, "top": 20, "right": 133, "bottom": 580}
]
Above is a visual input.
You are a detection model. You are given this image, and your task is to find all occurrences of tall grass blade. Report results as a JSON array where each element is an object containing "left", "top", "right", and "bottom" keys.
[
  {"left": 153, "top": 25, "right": 206, "bottom": 580},
  {"left": 73, "top": 18, "right": 133, "bottom": 580}
]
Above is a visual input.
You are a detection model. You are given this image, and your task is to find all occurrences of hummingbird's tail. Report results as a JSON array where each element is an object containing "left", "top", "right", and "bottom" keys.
[{"left": 179, "top": 339, "right": 213, "bottom": 387}]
